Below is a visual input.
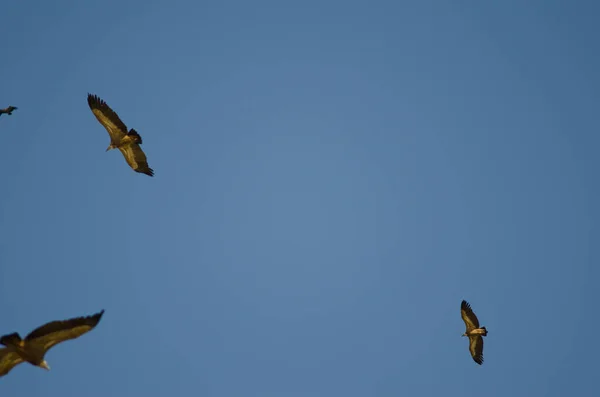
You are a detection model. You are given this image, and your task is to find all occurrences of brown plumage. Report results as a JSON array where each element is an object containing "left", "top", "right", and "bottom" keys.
[
  {"left": 460, "top": 300, "right": 487, "bottom": 365},
  {"left": 0, "top": 310, "right": 104, "bottom": 377},
  {"left": 0, "top": 106, "right": 18, "bottom": 117},
  {"left": 87, "top": 94, "right": 154, "bottom": 176}
]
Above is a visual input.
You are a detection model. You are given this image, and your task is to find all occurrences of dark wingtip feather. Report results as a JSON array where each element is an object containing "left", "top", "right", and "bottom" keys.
[
  {"left": 87, "top": 93, "right": 107, "bottom": 110},
  {"left": 87, "top": 93, "right": 99, "bottom": 107},
  {"left": 76, "top": 309, "right": 105, "bottom": 328},
  {"left": 136, "top": 167, "right": 154, "bottom": 177},
  {"left": 90, "top": 309, "right": 105, "bottom": 327}
]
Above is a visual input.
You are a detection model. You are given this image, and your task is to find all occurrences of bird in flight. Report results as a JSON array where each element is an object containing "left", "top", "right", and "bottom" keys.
[
  {"left": 0, "top": 310, "right": 105, "bottom": 377},
  {"left": 460, "top": 300, "right": 488, "bottom": 365},
  {"left": 0, "top": 106, "right": 18, "bottom": 117},
  {"left": 87, "top": 94, "right": 154, "bottom": 176}
]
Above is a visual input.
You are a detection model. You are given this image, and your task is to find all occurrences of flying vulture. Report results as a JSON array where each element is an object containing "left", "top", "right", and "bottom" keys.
[
  {"left": 0, "top": 106, "right": 18, "bottom": 117},
  {"left": 87, "top": 94, "right": 154, "bottom": 176},
  {"left": 460, "top": 300, "right": 487, "bottom": 365},
  {"left": 0, "top": 309, "right": 104, "bottom": 377}
]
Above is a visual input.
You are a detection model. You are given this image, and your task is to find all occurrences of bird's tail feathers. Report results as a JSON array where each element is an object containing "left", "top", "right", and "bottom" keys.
[
  {"left": 128, "top": 128, "right": 143, "bottom": 144},
  {"left": 0, "top": 332, "right": 22, "bottom": 347}
]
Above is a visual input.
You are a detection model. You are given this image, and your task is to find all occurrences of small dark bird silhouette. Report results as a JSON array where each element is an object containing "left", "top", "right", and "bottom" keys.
[{"left": 0, "top": 106, "right": 18, "bottom": 117}]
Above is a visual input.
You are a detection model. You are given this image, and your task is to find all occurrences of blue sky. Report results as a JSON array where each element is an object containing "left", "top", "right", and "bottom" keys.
[{"left": 1, "top": 0, "right": 598, "bottom": 395}]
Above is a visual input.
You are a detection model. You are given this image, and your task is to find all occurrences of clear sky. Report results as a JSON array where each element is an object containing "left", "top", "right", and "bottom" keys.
[{"left": 0, "top": 0, "right": 598, "bottom": 396}]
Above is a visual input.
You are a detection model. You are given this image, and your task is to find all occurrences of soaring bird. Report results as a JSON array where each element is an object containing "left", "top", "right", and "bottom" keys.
[
  {"left": 0, "top": 106, "right": 18, "bottom": 117},
  {"left": 87, "top": 94, "right": 154, "bottom": 176},
  {"left": 0, "top": 310, "right": 104, "bottom": 377},
  {"left": 460, "top": 300, "right": 487, "bottom": 365}
]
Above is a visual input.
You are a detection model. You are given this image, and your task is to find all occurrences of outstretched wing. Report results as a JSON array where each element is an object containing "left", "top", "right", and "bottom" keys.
[
  {"left": 24, "top": 310, "right": 105, "bottom": 354},
  {"left": 461, "top": 300, "right": 480, "bottom": 332},
  {"left": 118, "top": 144, "right": 154, "bottom": 176},
  {"left": 0, "top": 348, "right": 24, "bottom": 377},
  {"left": 87, "top": 94, "right": 127, "bottom": 143},
  {"left": 468, "top": 335, "right": 484, "bottom": 365}
]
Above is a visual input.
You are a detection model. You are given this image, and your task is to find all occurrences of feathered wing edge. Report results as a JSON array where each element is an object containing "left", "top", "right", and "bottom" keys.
[
  {"left": 118, "top": 145, "right": 154, "bottom": 176},
  {"left": 468, "top": 335, "right": 484, "bottom": 365},
  {"left": 460, "top": 300, "right": 480, "bottom": 331},
  {"left": 0, "top": 348, "right": 24, "bottom": 377},
  {"left": 24, "top": 310, "right": 105, "bottom": 352},
  {"left": 87, "top": 94, "right": 128, "bottom": 142}
]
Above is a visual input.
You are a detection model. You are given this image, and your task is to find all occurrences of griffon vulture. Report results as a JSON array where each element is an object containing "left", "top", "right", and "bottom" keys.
[
  {"left": 0, "top": 309, "right": 104, "bottom": 377},
  {"left": 460, "top": 300, "right": 487, "bottom": 365},
  {"left": 87, "top": 94, "right": 154, "bottom": 176},
  {"left": 0, "top": 106, "right": 18, "bottom": 117}
]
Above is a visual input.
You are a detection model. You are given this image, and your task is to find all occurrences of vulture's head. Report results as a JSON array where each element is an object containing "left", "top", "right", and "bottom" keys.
[
  {"left": 38, "top": 360, "right": 50, "bottom": 371},
  {"left": 106, "top": 144, "right": 116, "bottom": 152}
]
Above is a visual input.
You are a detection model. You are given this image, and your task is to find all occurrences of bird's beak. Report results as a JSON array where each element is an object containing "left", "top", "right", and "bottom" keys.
[
  {"left": 39, "top": 360, "right": 50, "bottom": 371},
  {"left": 105, "top": 146, "right": 111, "bottom": 152}
]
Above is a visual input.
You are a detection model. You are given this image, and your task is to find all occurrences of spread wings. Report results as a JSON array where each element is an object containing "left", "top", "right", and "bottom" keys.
[
  {"left": 24, "top": 310, "right": 105, "bottom": 353},
  {"left": 118, "top": 145, "right": 154, "bottom": 177},
  {"left": 468, "top": 335, "right": 484, "bottom": 365},
  {"left": 461, "top": 300, "right": 480, "bottom": 332},
  {"left": 87, "top": 94, "right": 154, "bottom": 176},
  {"left": 0, "top": 348, "right": 24, "bottom": 377},
  {"left": 87, "top": 94, "right": 128, "bottom": 143}
]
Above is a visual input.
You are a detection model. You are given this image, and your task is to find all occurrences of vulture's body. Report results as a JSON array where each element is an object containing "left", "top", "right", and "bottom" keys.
[
  {"left": 0, "top": 310, "right": 104, "bottom": 377},
  {"left": 87, "top": 94, "right": 154, "bottom": 176},
  {"left": 460, "top": 300, "right": 487, "bottom": 365},
  {"left": 0, "top": 106, "right": 17, "bottom": 116}
]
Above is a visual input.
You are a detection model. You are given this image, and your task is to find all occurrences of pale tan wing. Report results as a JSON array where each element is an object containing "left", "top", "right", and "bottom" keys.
[
  {"left": 25, "top": 310, "right": 104, "bottom": 354},
  {"left": 0, "top": 347, "right": 24, "bottom": 377},
  {"left": 461, "top": 300, "right": 480, "bottom": 332},
  {"left": 118, "top": 144, "right": 154, "bottom": 177},
  {"left": 468, "top": 335, "right": 484, "bottom": 365},
  {"left": 87, "top": 94, "right": 127, "bottom": 143}
]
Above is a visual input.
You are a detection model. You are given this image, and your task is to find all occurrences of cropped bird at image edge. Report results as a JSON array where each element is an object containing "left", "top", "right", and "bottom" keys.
[{"left": 0, "top": 310, "right": 105, "bottom": 377}]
